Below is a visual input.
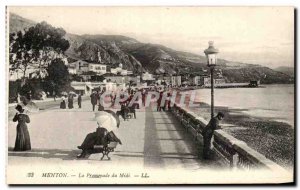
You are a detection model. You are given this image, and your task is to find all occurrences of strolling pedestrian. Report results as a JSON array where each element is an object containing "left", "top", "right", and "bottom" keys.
[
  {"left": 117, "top": 104, "right": 130, "bottom": 121},
  {"left": 53, "top": 91, "right": 57, "bottom": 101},
  {"left": 166, "top": 92, "right": 171, "bottom": 111},
  {"left": 141, "top": 89, "right": 146, "bottom": 107},
  {"left": 12, "top": 105, "right": 31, "bottom": 151},
  {"left": 90, "top": 91, "right": 98, "bottom": 111},
  {"left": 60, "top": 96, "right": 66, "bottom": 109},
  {"left": 157, "top": 91, "right": 163, "bottom": 111},
  {"left": 68, "top": 94, "right": 74, "bottom": 109},
  {"left": 17, "top": 93, "right": 21, "bottom": 103},
  {"left": 78, "top": 93, "right": 82, "bottom": 108},
  {"left": 26, "top": 90, "right": 32, "bottom": 101},
  {"left": 200, "top": 112, "right": 224, "bottom": 159}
]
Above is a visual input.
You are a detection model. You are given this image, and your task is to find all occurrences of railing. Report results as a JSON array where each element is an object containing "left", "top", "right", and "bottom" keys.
[{"left": 171, "top": 103, "right": 287, "bottom": 172}]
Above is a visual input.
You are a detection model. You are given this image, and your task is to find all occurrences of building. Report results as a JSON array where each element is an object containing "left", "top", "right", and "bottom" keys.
[
  {"left": 193, "top": 76, "right": 201, "bottom": 86},
  {"left": 110, "top": 63, "right": 133, "bottom": 76},
  {"left": 68, "top": 60, "right": 89, "bottom": 74},
  {"left": 68, "top": 64, "right": 77, "bottom": 74},
  {"left": 171, "top": 76, "right": 182, "bottom": 87},
  {"left": 105, "top": 76, "right": 126, "bottom": 84},
  {"left": 142, "top": 72, "right": 155, "bottom": 81},
  {"left": 155, "top": 75, "right": 171, "bottom": 85},
  {"left": 104, "top": 75, "right": 140, "bottom": 86},
  {"left": 203, "top": 77, "right": 226, "bottom": 86},
  {"left": 141, "top": 72, "right": 155, "bottom": 85},
  {"left": 71, "top": 81, "right": 118, "bottom": 95},
  {"left": 89, "top": 63, "right": 107, "bottom": 75}
]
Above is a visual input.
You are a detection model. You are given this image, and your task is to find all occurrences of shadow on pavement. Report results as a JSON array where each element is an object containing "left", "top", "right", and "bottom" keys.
[
  {"left": 8, "top": 147, "right": 81, "bottom": 160},
  {"left": 154, "top": 111, "right": 225, "bottom": 169}
]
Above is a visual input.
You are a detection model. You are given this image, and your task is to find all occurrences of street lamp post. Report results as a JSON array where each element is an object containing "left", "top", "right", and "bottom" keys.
[{"left": 204, "top": 41, "right": 219, "bottom": 119}]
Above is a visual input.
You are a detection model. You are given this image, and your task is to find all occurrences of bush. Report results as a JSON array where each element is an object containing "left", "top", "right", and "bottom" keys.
[
  {"left": 9, "top": 80, "right": 21, "bottom": 103},
  {"left": 24, "top": 79, "right": 46, "bottom": 99}
]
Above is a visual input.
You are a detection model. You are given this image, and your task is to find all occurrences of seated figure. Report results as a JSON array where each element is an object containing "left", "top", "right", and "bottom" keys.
[
  {"left": 116, "top": 105, "right": 130, "bottom": 121},
  {"left": 106, "top": 131, "right": 122, "bottom": 145},
  {"left": 77, "top": 123, "right": 122, "bottom": 159}
]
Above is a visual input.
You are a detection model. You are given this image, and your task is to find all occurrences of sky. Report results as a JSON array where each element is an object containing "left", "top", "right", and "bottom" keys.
[{"left": 8, "top": 6, "right": 294, "bottom": 68}]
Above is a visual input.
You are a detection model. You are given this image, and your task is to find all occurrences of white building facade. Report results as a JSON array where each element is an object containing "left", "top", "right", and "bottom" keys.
[{"left": 89, "top": 63, "right": 107, "bottom": 75}]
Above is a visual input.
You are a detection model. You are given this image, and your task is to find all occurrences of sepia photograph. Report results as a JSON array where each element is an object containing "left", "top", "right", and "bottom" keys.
[{"left": 6, "top": 6, "right": 295, "bottom": 184}]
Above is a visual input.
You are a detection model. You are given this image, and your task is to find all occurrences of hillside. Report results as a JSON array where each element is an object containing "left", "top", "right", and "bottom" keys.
[
  {"left": 8, "top": 12, "right": 294, "bottom": 84},
  {"left": 222, "top": 66, "right": 294, "bottom": 84},
  {"left": 9, "top": 13, "right": 36, "bottom": 34},
  {"left": 65, "top": 33, "right": 144, "bottom": 73},
  {"left": 275, "top": 66, "right": 294, "bottom": 78}
]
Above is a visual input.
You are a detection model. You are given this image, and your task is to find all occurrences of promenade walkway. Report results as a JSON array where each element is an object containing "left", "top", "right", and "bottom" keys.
[
  {"left": 7, "top": 99, "right": 293, "bottom": 184},
  {"left": 8, "top": 99, "right": 223, "bottom": 170}
]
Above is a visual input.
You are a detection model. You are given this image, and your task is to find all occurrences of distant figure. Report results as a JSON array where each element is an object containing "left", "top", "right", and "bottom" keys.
[
  {"left": 17, "top": 93, "right": 21, "bottom": 103},
  {"left": 26, "top": 90, "right": 32, "bottom": 101},
  {"left": 90, "top": 91, "right": 98, "bottom": 111},
  {"left": 157, "top": 91, "right": 163, "bottom": 111},
  {"left": 60, "top": 96, "right": 66, "bottom": 109},
  {"left": 141, "top": 89, "right": 146, "bottom": 106},
  {"left": 166, "top": 92, "right": 172, "bottom": 111},
  {"left": 117, "top": 104, "right": 130, "bottom": 121},
  {"left": 68, "top": 94, "right": 74, "bottom": 109},
  {"left": 53, "top": 91, "right": 57, "bottom": 101},
  {"left": 78, "top": 94, "right": 82, "bottom": 108},
  {"left": 13, "top": 105, "right": 31, "bottom": 151},
  {"left": 201, "top": 112, "right": 224, "bottom": 159},
  {"left": 98, "top": 104, "right": 104, "bottom": 111}
]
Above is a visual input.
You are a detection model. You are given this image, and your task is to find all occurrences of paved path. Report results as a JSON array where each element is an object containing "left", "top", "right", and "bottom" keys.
[
  {"left": 8, "top": 100, "right": 223, "bottom": 171},
  {"left": 8, "top": 99, "right": 293, "bottom": 185}
]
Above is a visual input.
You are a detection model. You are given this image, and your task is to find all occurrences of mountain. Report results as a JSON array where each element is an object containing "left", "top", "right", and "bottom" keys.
[
  {"left": 222, "top": 66, "right": 294, "bottom": 84},
  {"left": 9, "top": 13, "right": 36, "bottom": 34},
  {"left": 8, "top": 12, "right": 294, "bottom": 84},
  {"left": 65, "top": 33, "right": 144, "bottom": 73},
  {"left": 274, "top": 66, "right": 294, "bottom": 77}
]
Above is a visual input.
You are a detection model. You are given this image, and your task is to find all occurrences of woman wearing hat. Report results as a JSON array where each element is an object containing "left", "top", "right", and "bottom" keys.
[{"left": 12, "top": 105, "right": 31, "bottom": 151}]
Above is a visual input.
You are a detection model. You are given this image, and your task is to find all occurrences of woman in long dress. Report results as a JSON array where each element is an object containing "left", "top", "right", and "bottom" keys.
[
  {"left": 68, "top": 94, "right": 74, "bottom": 109},
  {"left": 13, "top": 105, "right": 31, "bottom": 151},
  {"left": 60, "top": 96, "right": 66, "bottom": 109}
]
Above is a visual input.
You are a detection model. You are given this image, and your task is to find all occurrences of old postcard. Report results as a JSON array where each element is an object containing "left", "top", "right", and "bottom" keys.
[{"left": 6, "top": 6, "right": 294, "bottom": 184}]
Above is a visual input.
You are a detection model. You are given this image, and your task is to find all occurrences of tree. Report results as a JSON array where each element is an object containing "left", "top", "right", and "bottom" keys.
[
  {"left": 70, "top": 74, "right": 84, "bottom": 82},
  {"left": 9, "top": 22, "right": 70, "bottom": 79},
  {"left": 45, "top": 58, "right": 70, "bottom": 95},
  {"left": 9, "top": 31, "right": 35, "bottom": 78}
]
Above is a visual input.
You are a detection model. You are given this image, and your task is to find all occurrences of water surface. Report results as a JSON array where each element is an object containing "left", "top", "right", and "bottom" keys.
[{"left": 193, "top": 84, "right": 294, "bottom": 127}]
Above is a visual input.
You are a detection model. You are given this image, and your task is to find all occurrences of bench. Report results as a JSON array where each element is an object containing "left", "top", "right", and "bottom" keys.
[
  {"left": 92, "top": 142, "right": 118, "bottom": 160},
  {"left": 127, "top": 112, "right": 135, "bottom": 119},
  {"left": 116, "top": 107, "right": 136, "bottom": 121}
]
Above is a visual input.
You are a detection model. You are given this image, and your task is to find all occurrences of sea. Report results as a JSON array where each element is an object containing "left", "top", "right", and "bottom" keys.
[{"left": 193, "top": 84, "right": 294, "bottom": 127}]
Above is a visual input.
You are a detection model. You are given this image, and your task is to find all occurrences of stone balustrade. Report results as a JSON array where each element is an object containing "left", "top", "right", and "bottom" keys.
[{"left": 171, "top": 103, "right": 287, "bottom": 173}]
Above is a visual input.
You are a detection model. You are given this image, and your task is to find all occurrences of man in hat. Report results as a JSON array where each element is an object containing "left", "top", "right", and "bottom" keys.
[
  {"left": 78, "top": 93, "right": 82, "bottom": 109},
  {"left": 201, "top": 112, "right": 225, "bottom": 159},
  {"left": 90, "top": 91, "right": 98, "bottom": 111}
]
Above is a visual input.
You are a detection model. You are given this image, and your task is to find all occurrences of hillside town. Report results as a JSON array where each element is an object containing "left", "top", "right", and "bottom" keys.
[{"left": 9, "top": 47, "right": 232, "bottom": 101}]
